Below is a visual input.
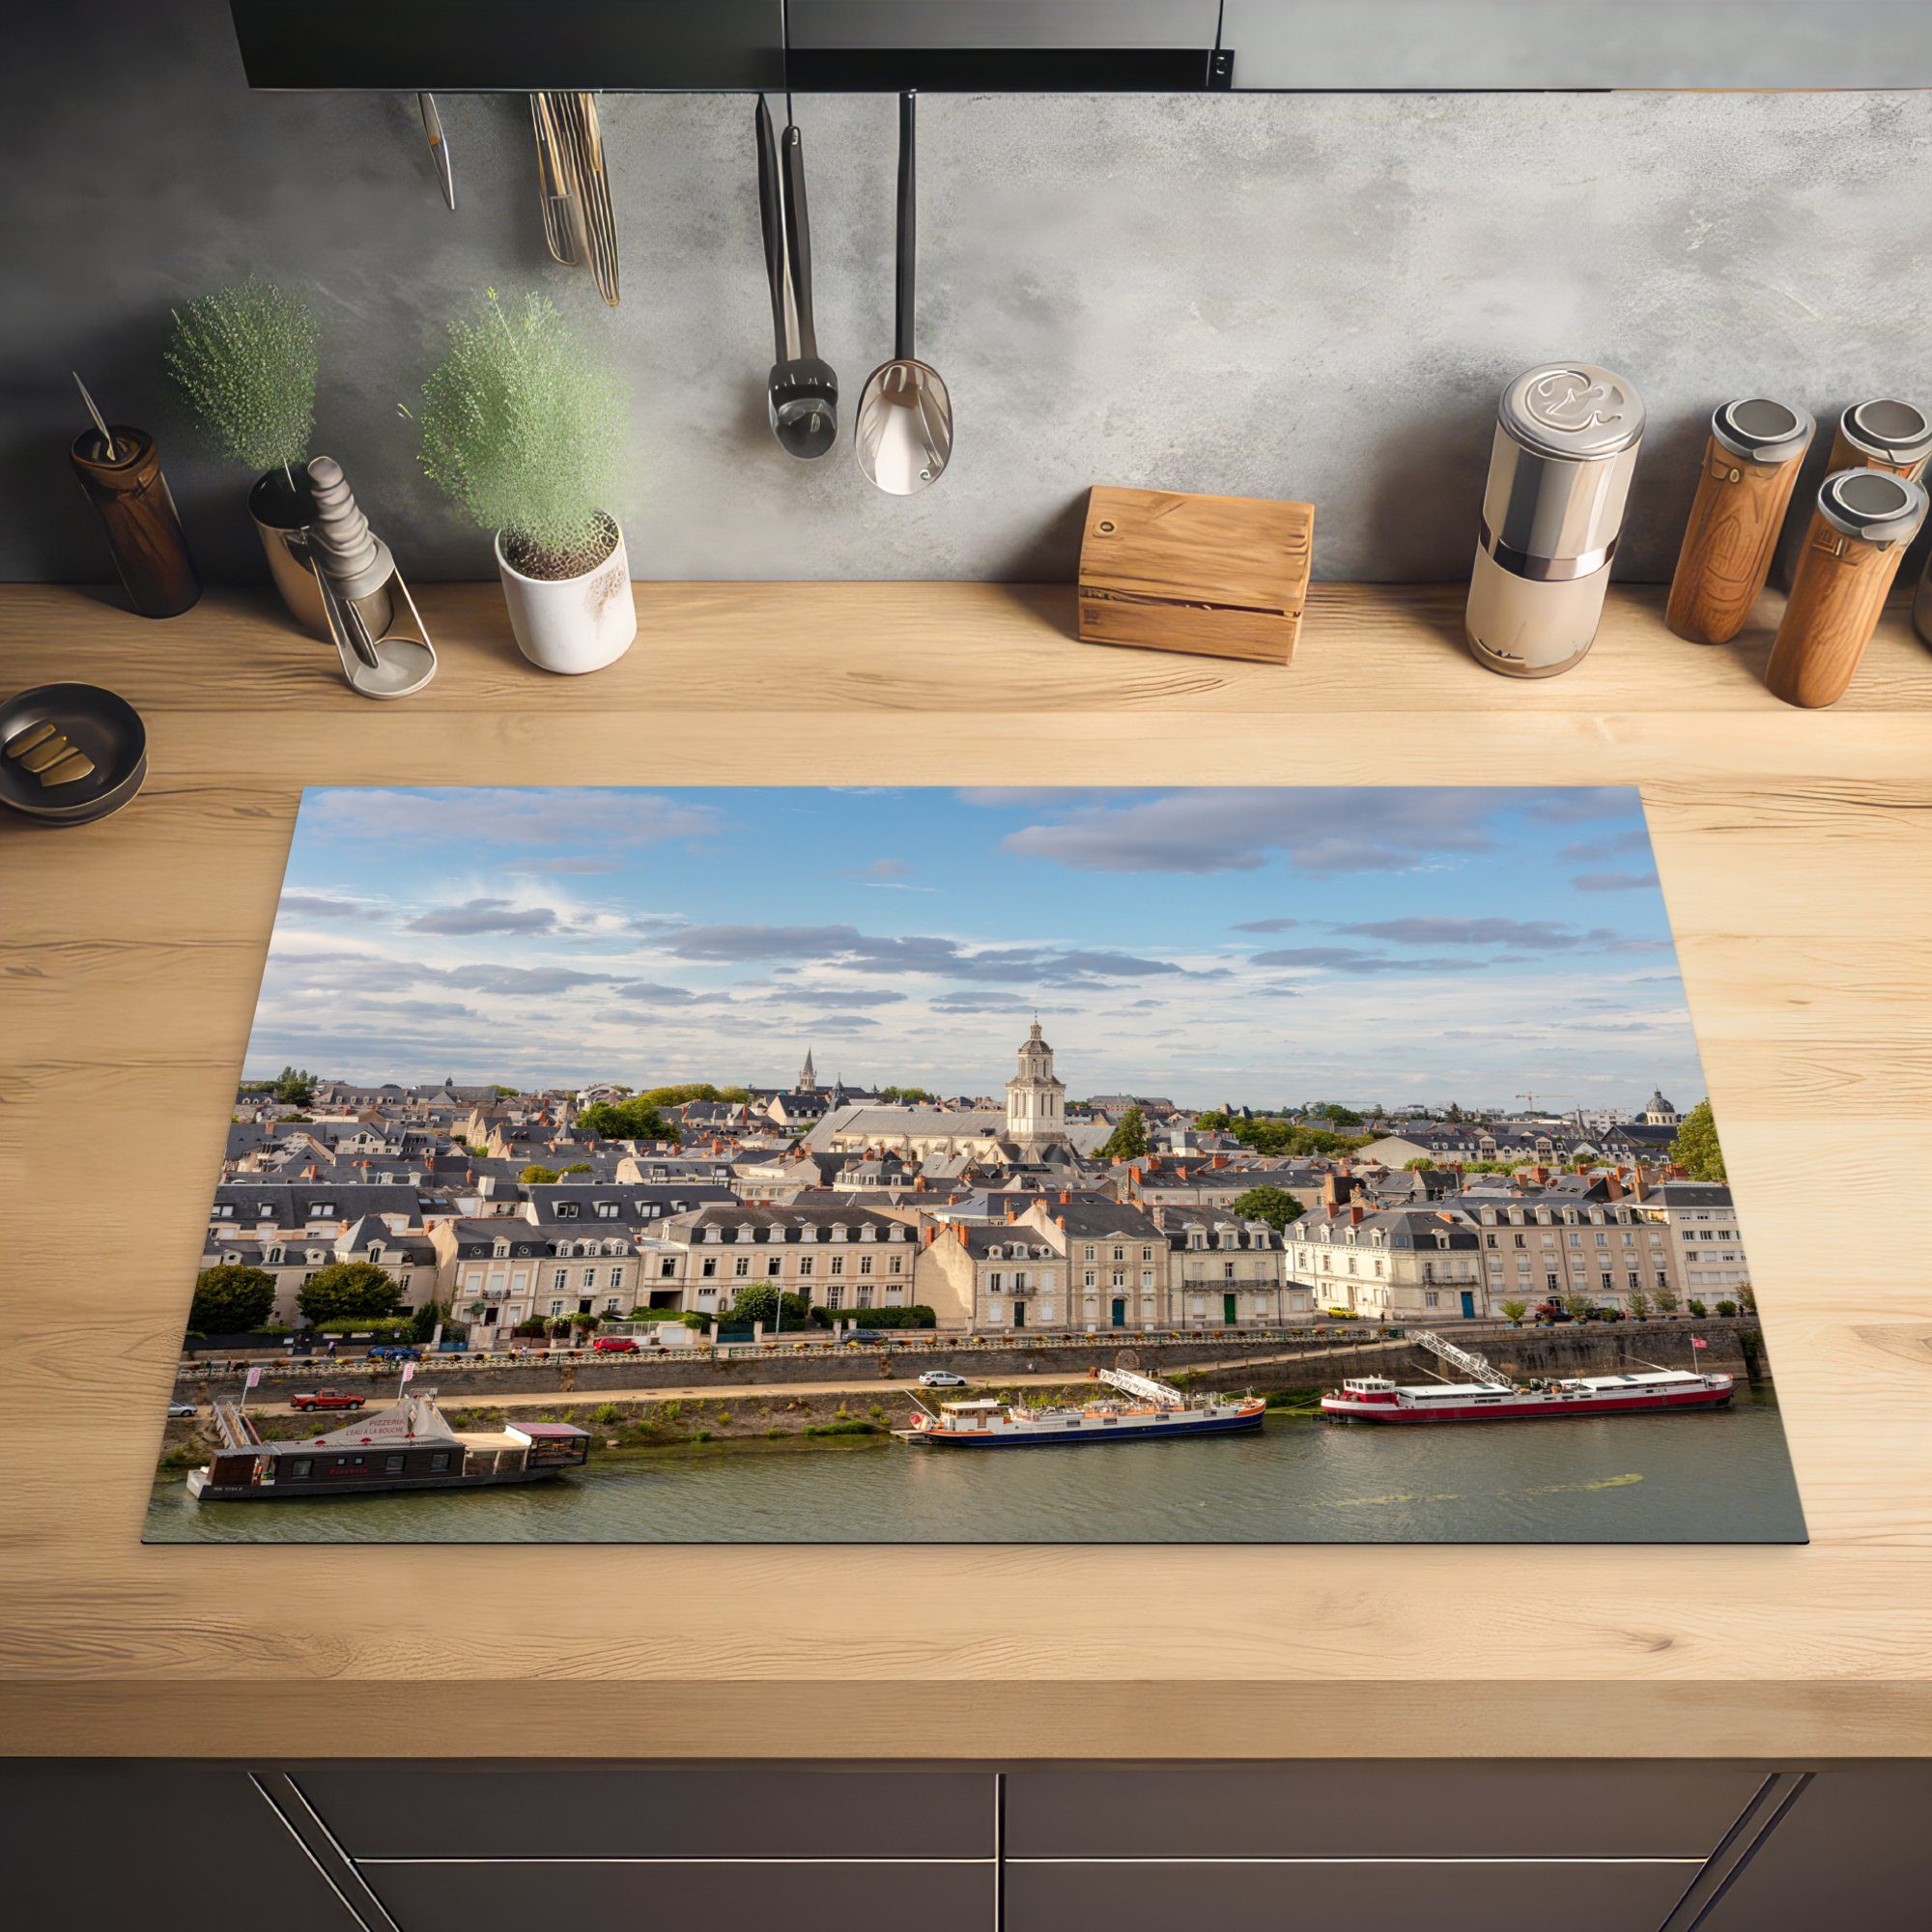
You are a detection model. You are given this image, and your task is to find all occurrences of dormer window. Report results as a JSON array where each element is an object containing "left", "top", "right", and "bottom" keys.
[
  {"left": 801, "top": 1224, "right": 817, "bottom": 1243},
  {"left": 368, "top": 1244, "right": 384, "bottom": 1263},
  {"left": 595, "top": 1202, "right": 619, "bottom": 1219},
  {"left": 266, "top": 1247, "right": 283, "bottom": 1264},
  {"left": 986, "top": 1244, "right": 1004, "bottom": 1261},
  {"left": 307, "top": 1202, "right": 332, "bottom": 1218},
  {"left": 704, "top": 1225, "right": 722, "bottom": 1243},
  {"left": 831, "top": 1224, "right": 848, "bottom": 1242},
  {"left": 493, "top": 1240, "right": 510, "bottom": 1259},
  {"left": 861, "top": 1223, "right": 877, "bottom": 1241},
  {"left": 555, "top": 1203, "right": 579, "bottom": 1219}
]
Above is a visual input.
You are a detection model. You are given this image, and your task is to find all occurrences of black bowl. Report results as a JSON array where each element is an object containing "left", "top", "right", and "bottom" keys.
[{"left": 0, "top": 682, "right": 147, "bottom": 826}]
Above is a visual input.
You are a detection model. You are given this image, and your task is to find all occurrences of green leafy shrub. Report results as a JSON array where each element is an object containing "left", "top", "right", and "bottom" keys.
[
  {"left": 415, "top": 288, "right": 630, "bottom": 578},
  {"left": 165, "top": 280, "right": 318, "bottom": 479}
]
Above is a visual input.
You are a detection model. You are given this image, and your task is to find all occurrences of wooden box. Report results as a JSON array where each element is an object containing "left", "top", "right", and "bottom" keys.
[{"left": 1075, "top": 485, "right": 1315, "bottom": 666}]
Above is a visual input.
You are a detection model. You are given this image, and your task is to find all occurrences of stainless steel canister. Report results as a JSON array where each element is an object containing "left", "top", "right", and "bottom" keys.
[{"left": 1466, "top": 362, "right": 1646, "bottom": 677}]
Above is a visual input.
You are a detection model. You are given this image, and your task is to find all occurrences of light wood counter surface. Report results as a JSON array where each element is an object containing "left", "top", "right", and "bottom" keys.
[{"left": 2, "top": 578, "right": 1930, "bottom": 1760}]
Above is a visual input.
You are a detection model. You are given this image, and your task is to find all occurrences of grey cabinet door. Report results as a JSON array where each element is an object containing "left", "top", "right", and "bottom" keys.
[
  {"left": 0, "top": 1764, "right": 359, "bottom": 1932},
  {"left": 1218, "top": 2, "right": 1932, "bottom": 89},
  {"left": 1006, "top": 1762, "right": 1762, "bottom": 1859},
  {"left": 296, "top": 1763, "right": 995, "bottom": 1859},
  {"left": 1693, "top": 1765, "right": 1932, "bottom": 1931}
]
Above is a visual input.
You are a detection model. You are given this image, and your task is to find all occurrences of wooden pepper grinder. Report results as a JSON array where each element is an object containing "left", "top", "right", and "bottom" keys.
[
  {"left": 1665, "top": 398, "right": 1813, "bottom": 645},
  {"left": 1764, "top": 469, "right": 1928, "bottom": 708},
  {"left": 1824, "top": 398, "right": 1931, "bottom": 482},
  {"left": 66, "top": 375, "right": 199, "bottom": 618}
]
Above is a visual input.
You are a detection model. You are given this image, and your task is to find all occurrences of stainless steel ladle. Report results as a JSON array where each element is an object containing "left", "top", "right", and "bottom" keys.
[{"left": 856, "top": 92, "right": 952, "bottom": 495}]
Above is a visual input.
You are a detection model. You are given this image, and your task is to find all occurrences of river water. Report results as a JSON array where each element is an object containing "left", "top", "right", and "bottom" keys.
[{"left": 145, "top": 1389, "right": 1804, "bottom": 1544}]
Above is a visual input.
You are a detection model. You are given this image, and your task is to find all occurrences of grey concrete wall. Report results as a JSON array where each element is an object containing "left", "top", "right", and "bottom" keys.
[{"left": 10, "top": 1, "right": 1931, "bottom": 585}]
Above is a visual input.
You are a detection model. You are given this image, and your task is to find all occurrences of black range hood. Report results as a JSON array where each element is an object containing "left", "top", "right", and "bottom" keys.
[{"left": 228, "top": 1, "right": 1233, "bottom": 94}]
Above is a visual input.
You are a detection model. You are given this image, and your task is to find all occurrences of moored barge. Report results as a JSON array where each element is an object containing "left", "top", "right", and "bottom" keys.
[
  {"left": 905, "top": 1366, "right": 1264, "bottom": 1447},
  {"left": 185, "top": 1391, "right": 590, "bottom": 1501},
  {"left": 1321, "top": 1330, "right": 1733, "bottom": 1425}
]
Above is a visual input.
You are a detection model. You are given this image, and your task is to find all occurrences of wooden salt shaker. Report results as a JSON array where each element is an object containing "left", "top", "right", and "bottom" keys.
[
  {"left": 68, "top": 425, "right": 200, "bottom": 618},
  {"left": 1765, "top": 469, "right": 1928, "bottom": 709},
  {"left": 1665, "top": 399, "right": 1812, "bottom": 645}
]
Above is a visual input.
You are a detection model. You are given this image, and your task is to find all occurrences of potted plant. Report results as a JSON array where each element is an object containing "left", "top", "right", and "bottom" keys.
[
  {"left": 164, "top": 279, "right": 322, "bottom": 631},
  {"left": 415, "top": 289, "right": 635, "bottom": 673}
]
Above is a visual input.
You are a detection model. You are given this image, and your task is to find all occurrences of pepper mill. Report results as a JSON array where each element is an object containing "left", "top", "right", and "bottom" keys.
[
  {"left": 68, "top": 424, "right": 200, "bottom": 618},
  {"left": 1764, "top": 469, "right": 1928, "bottom": 708},
  {"left": 1825, "top": 398, "right": 1932, "bottom": 482},
  {"left": 1665, "top": 399, "right": 1813, "bottom": 645},
  {"left": 1466, "top": 363, "right": 1645, "bottom": 678}
]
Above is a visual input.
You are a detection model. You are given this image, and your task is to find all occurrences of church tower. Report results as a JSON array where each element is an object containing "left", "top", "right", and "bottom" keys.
[
  {"left": 1006, "top": 1019, "right": 1068, "bottom": 1151},
  {"left": 798, "top": 1047, "right": 817, "bottom": 1094}
]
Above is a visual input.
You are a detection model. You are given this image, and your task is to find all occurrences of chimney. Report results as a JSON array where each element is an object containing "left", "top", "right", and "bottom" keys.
[
  {"left": 954, "top": 1222, "right": 968, "bottom": 1247},
  {"left": 1059, "top": 1189, "right": 1071, "bottom": 1206},
  {"left": 1534, "top": 1164, "right": 1549, "bottom": 1184},
  {"left": 1349, "top": 1202, "right": 1364, "bottom": 1226},
  {"left": 1631, "top": 1167, "right": 1649, "bottom": 1201},
  {"left": 1604, "top": 1171, "right": 1623, "bottom": 1202},
  {"left": 1056, "top": 1214, "right": 1066, "bottom": 1230},
  {"left": 1007, "top": 1203, "right": 1018, "bottom": 1224},
  {"left": 1321, "top": 1173, "right": 1356, "bottom": 1212},
  {"left": 1210, "top": 1153, "right": 1227, "bottom": 1169}
]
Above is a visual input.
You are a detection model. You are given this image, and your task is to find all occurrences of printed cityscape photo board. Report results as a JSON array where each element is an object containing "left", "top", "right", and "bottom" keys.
[{"left": 147, "top": 785, "right": 1804, "bottom": 1547}]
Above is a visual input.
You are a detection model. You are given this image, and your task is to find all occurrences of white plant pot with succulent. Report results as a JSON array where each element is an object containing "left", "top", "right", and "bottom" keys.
[{"left": 416, "top": 290, "right": 636, "bottom": 675}]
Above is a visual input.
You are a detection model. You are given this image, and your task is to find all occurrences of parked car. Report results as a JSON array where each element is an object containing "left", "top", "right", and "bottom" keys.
[
  {"left": 592, "top": 1335, "right": 639, "bottom": 1353},
  {"left": 918, "top": 1370, "right": 967, "bottom": 1388},
  {"left": 166, "top": 1400, "right": 197, "bottom": 1419},
  {"left": 289, "top": 1388, "right": 366, "bottom": 1411},
  {"left": 844, "top": 1329, "right": 889, "bottom": 1346},
  {"left": 365, "top": 1345, "right": 422, "bottom": 1363}
]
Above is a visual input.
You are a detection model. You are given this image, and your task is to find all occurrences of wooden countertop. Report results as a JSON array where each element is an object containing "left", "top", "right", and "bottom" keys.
[{"left": 3, "top": 578, "right": 1931, "bottom": 1760}]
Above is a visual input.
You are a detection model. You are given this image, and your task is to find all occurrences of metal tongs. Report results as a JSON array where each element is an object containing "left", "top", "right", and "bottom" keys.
[{"left": 530, "top": 92, "right": 619, "bottom": 305}]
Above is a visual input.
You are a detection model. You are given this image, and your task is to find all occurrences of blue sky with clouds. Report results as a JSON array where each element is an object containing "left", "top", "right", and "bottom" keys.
[{"left": 246, "top": 785, "right": 1706, "bottom": 1110}]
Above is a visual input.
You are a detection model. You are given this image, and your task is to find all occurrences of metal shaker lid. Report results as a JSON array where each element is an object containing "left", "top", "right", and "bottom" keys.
[
  {"left": 1498, "top": 364, "right": 1645, "bottom": 462},
  {"left": 1713, "top": 397, "right": 1813, "bottom": 463},
  {"left": 1838, "top": 398, "right": 1932, "bottom": 467},
  {"left": 1816, "top": 467, "right": 1929, "bottom": 544}
]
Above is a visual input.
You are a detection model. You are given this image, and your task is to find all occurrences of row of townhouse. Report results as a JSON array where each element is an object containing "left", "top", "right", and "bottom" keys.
[{"left": 1285, "top": 1174, "right": 1751, "bottom": 1321}]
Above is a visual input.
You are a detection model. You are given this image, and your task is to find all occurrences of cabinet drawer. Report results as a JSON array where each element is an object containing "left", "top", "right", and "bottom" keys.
[
  {"left": 1007, "top": 1858, "right": 1693, "bottom": 1932},
  {"left": 1005, "top": 1763, "right": 1759, "bottom": 1860},
  {"left": 362, "top": 1859, "right": 991, "bottom": 1932},
  {"left": 2, "top": 1764, "right": 357, "bottom": 1932},
  {"left": 1694, "top": 1766, "right": 1932, "bottom": 1930},
  {"left": 297, "top": 1764, "right": 993, "bottom": 1860}
]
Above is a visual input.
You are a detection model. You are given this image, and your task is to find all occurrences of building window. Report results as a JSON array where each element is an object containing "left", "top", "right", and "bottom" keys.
[
  {"left": 552, "top": 1267, "right": 567, "bottom": 1291},
  {"left": 1424, "top": 1291, "right": 1438, "bottom": 1308},
  {"left": 830, "top": 1257, "right": 844, "bottom": 1276},
  {"left": 1547, "top": 1273, "right": 1559, "bottom": 1293},
  {"left": 734, "top": 1257, "right": 750, "bottom": 1277},
  {"left": 701, "top": 1258, "right": 717, "bottom": 1278},
  {"left": 660, "top": 1258, "right": 676, "bottom": 1278},
  {"left": 799, "top": 1257, "right": 814, "bottom": 1277},
  {"left": 859, "top": 1256, "right": 874, "bottom": 1276},
  {"left": 827, "top": 1288, "right": 843, "bottom": 1310}
]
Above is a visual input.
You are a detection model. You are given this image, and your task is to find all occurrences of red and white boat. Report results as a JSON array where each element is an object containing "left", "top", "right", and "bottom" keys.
[{"left": 1320, "top": 1330, "right": 1733, "bottom": 1425}]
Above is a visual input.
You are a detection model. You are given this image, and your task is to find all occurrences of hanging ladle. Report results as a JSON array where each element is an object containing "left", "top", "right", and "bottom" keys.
[{"left": 856, "top": 91, "right": 952, "bottom": 495}]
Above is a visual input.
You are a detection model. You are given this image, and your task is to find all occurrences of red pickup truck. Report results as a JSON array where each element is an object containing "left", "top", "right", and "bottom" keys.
[{"left": 289, "top": 1388, "right": 366, "bottom": 1411}]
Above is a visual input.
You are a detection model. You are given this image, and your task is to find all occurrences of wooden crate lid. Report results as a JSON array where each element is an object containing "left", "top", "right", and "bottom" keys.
[{"left": 1079, "top": 486, "right": 1314, "bottom": 614}]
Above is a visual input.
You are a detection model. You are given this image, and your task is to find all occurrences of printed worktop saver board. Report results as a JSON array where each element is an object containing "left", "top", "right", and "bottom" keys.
[{"left": 147, "top": 786, "right": 1804, "bottom": 1546}]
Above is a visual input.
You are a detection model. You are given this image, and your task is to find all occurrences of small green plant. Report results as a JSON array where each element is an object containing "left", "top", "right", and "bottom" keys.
[
  {"left": 165, "top": 279, "right": 319, "bottom": 482},
  {"left": 414, "top": 288, "right": 629, "bottom": 579},
  {"left": 589, "top": 1402, "right": 621, "bottom": 1427},
  {"left": 1688, "top": 1299, "right": 1709, "bottom": 1318}
]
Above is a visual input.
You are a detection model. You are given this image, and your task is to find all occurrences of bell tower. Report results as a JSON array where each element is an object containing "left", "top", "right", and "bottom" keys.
[
  {"left": 1006, "top": 1018, "right": 1068, "bottom": 1151},
  {"left": 799, "top": 1047, "right": 817, "bottom": 1094}
]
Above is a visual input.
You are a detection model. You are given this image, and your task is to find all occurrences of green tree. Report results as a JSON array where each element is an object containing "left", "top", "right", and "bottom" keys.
[
  {"left": 559, "top": 1161, "right": 593, "bottom": 1175},
  {"left": 1099, "top": 1105, "right": 1150, "bottom": 1160},
  {"left": 1654, "top": 1284, "right": 1682, "bottom": 1315},
  {"left": 1499, "top": 1298, "right": 1529, "bottom": 1326},
  {"left": 271, "top": 1065, "right": 317, "bottom": 1106},
  {"left": 408, "top": 1296, "right": 448, "bottom": 1345},
  {"left": 1229, "top": 1185, "right": 1306, "bottom": 1233},
  {"left": 1670, "top": 1098, "right": 1727, "bottom": 1183},
  {"left": 189, "top": 1264, "right": 277, "bottom": 1334},
  {"left": 297, "top": 1261, "right": 402, "bottom": 1324},
  {"left": 492, "top": 1084, "right": 520, "bottom": 1098},
  {"left": 1627, "top": 1289, "right": 1652, "bottom": 1321},
  {"left": 725, "top": 1284, "right": 813, "bottom": 1329},
  {"left": 520, "top": 1164, "right": 561, "bottom": 1183},
  {"left": 576, "top": 1097, "right": 669, "bottom": 1141},
  {"left": 1560, "top": 1293, "right": 1594, "bottom": 1322},
  {"left": 879, "top": 1085, "right": 938, "bottom": 1103},
  {"left": 1321, "top": 1102, "right": 1365, "bottom": 1127}
]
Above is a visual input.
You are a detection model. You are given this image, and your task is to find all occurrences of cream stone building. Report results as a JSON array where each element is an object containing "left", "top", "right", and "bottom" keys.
[{"left": 1286, "top": 1179, "right": 1484, "bottom": 1321}]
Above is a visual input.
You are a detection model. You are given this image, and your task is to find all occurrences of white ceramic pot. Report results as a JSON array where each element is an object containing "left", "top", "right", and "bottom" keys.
[{"left": 494, "top": 520, "right": 637, "bottom": 674}]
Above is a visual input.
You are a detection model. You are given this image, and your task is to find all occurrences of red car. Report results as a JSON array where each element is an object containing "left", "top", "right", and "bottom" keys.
[
  {"left": 591, "top": 1335, "right": 639, "bottom": 1353},
  {"left": 289, "top": 1388, "right": 367, "bottom": 1411}
]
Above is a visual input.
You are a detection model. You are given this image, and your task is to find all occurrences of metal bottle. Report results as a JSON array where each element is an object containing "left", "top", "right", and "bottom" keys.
[{"left": 1466, "top": 363, "right": 1645, "bottom": 677}]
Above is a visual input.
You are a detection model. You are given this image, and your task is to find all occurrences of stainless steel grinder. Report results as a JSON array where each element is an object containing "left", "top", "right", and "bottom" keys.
[{"left": 1466, "top": 362, "right": 1646, "bottom": 677}]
